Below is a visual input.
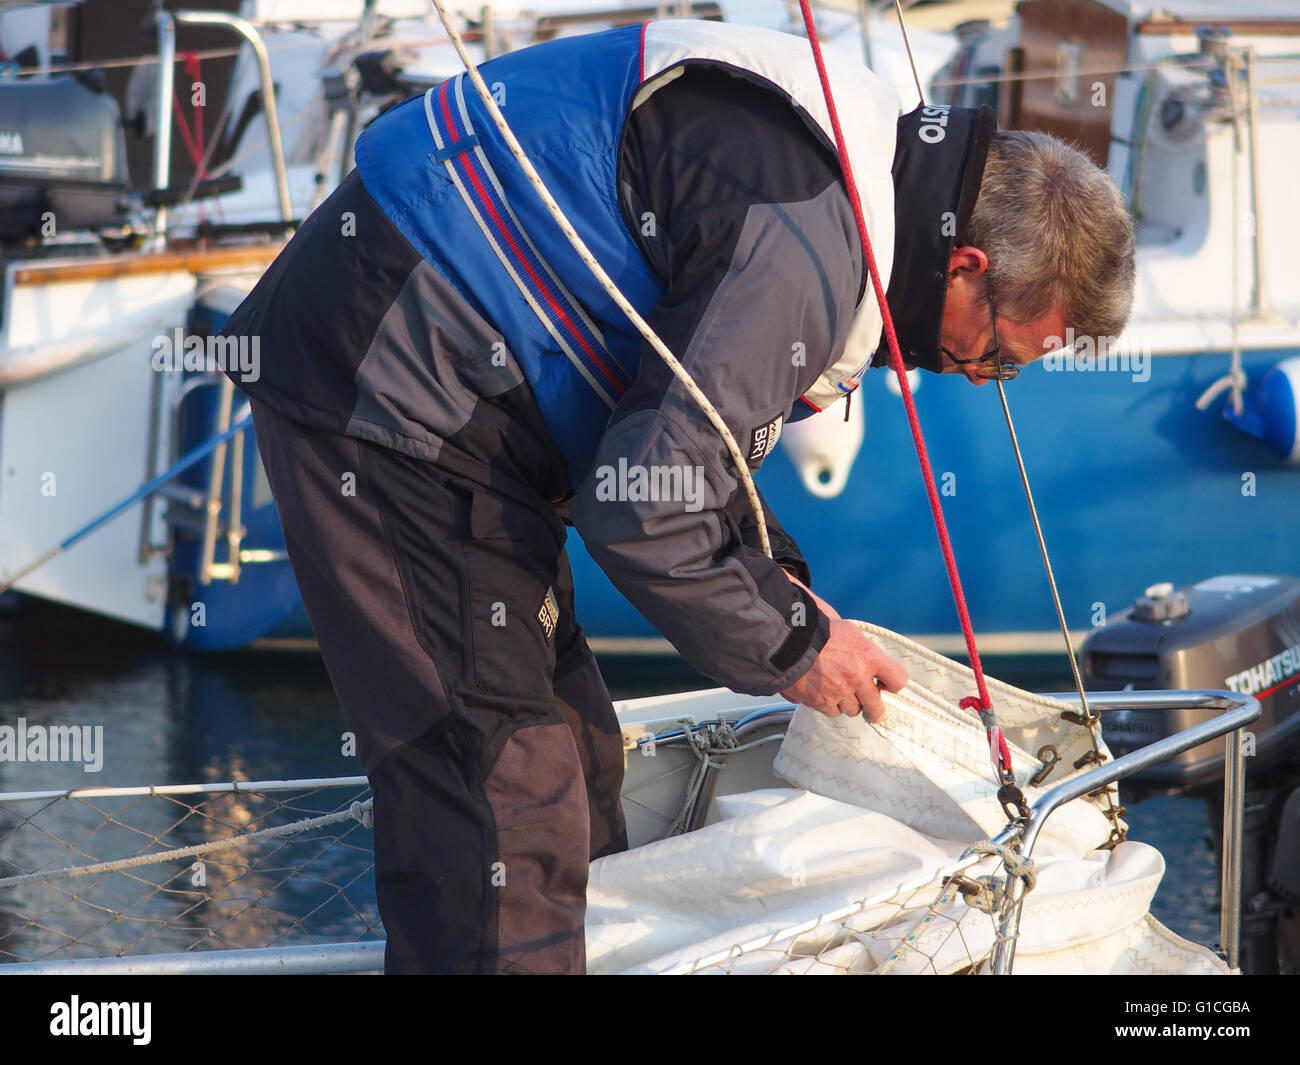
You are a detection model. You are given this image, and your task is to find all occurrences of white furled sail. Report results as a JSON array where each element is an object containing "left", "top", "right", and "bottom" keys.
[{"left": 585, "top": 623, "right": 1228, "bottom": 975}]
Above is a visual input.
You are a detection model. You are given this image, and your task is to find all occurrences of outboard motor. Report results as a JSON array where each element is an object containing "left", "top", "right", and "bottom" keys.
[
  {"left": 0, "top": 75, "right": 130, "bottom": 241},
  {"left": 1084, "top": 574, "right": 1300, "bottom": 973}
]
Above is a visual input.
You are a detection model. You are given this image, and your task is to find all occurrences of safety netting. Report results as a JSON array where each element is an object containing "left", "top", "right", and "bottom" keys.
[{"left": 0, "top": 779, "right": 379, "bottom": 964}]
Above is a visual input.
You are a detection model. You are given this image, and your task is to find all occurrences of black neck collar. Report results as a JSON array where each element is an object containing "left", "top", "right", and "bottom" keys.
[{"left": 873, "top": 103, "right": 996, "bottom": 375}]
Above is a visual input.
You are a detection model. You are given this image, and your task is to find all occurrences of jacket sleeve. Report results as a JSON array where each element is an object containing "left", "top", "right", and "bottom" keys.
[
  {"left": 739, "top": 487, "right": 812, "bottom": 590},
  {"left": 570, "top": 67, "right": 863, "bottom": 695}
]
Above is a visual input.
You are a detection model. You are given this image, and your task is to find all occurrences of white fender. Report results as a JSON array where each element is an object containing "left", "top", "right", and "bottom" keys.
[
  {"left": 779, "top": 392, "right": 865, "bottom": 498},
  {"left": 1226, "top": 356, "right": 1300, "bottom": 465}
]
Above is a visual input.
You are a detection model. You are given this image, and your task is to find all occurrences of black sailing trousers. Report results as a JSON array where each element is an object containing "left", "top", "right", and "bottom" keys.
[{"left": 250, "top": 397, "right": 627, "bottom": 973}]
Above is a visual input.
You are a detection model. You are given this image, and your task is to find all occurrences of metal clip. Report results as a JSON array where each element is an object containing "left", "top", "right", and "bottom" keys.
[
  {"left": 997, "top": 781, "right": 1031, "bottom": 822},
  {"left": 943, "top": 873, "right": 983, "bottom": 899},
  {"left": 1061, "top": 710, "right": 1101, "bottom": 728},
  {"left": 942, "top": 873, "right": 1005, "bottom": 913},
  {"left": 1073, "top": 748, "right": 1108, "bottom": 771},
  {"left": 1099, "top": 798, "right": 1129, "bottom": 821},
  {"left": 1029, "top": 745, "right": 1060, "bottom": 787}
]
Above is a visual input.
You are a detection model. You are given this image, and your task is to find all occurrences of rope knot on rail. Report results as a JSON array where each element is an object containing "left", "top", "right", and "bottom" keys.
[
  {"left": 948, "top": 873, "right": 1006, "bottom": 914},
  {"left": 961, "top": 841, "right": 1037, "bottom": 895},
  {"left": 349, "top": 800, "right": 374, "bottom": 829}
]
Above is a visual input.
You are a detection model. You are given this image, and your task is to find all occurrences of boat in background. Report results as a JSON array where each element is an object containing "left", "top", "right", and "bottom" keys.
[
  {"left": 0, "top": 0, "right": 955, "bottom": 651},
  {"left": 0, "top": 0, "right": 1296, "bottom": 656}
]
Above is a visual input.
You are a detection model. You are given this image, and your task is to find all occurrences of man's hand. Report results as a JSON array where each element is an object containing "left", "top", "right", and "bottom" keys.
[{"left": 780, "top": 591, "right": 909, "bottom": 720}]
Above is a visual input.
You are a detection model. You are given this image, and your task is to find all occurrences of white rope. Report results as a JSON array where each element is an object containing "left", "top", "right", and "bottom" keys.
[
  {"left": 0, "top": 800, "right": 373, "bottom": 889},
  {"left": 878, "top": 0, "right": 1114, "bottom": 822},
  {"left": 1196, "top": 51, "right": 1248, "bottom": 419},
  {"left": 0, "top": 776, "right": 370, "bottom": 805},
  {"left": 962, "top": 839, "right": 1036, "bottom": 893},
  {"left": 425, "top": 2, "right": 771, "bottom": 556},
  {"left": 1194, "top": 358, "right": 1247, "bottom": 415}
]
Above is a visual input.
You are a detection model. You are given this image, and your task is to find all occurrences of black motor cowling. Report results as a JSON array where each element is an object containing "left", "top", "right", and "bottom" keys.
[
  {"left": 1086, "top": 574, "right": 1300, "bottom": 794},
  {"left": 0, "top": 75, "right": 130, "bottom": 240},
  {"left": 1085, "top": 573, "right": 1300, "bottom": 973}
]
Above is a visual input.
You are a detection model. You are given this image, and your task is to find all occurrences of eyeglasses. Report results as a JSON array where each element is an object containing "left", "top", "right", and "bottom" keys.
[{"left": 941, "top": 289, "right": 1019, "bottom": 381}]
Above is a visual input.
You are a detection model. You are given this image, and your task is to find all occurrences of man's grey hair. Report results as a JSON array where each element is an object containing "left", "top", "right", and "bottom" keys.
[{"left": 963, "top": 130, "right": 1136, "bottom": 346}]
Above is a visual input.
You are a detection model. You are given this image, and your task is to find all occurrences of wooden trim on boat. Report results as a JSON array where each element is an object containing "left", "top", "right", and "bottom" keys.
[
  {"left": 1136, "top": 18, "right": 1300, "bottom": 35},
  {"left": 12, "top": 244, "right": 283, "bottom": 286}
]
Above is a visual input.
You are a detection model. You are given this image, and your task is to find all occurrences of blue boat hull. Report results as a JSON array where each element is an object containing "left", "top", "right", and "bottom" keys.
[
  {"left": 567, "top": 349, "right": 1299, "bottom": 641},
  {"left": 172, "top": 347, "right": 1299, "bottom": 650}
]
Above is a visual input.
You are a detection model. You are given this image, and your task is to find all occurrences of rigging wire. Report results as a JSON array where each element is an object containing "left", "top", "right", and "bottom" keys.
[
  {"left": 891, "top": 0, "right": 926, "bottom": 104},
  {"left": 992, "top": 380, "right": 1095, "bottom": 730}
]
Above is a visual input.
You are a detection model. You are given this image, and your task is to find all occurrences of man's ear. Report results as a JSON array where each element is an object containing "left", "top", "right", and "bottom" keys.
[{"left": 947, "top": 245, "right": 989, "bottom": 279}]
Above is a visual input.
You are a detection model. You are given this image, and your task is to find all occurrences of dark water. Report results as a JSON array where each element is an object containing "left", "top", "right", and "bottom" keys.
[{"left": 0, "top": 598, "right": 1223, "bottom": 965}]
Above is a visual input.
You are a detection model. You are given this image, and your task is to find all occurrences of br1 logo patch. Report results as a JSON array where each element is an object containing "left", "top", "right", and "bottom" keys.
[
  {"left": 748, "top": 416, "right": 783, "bottom": 463},
  {"left": 537, "top": 586, "right": 559, "bottom": 641}
]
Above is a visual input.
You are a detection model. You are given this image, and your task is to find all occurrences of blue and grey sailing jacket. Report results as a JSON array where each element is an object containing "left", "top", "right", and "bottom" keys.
[
  {"left": 220, "top": 19, "right": 993, "bottom": 695},
  {"left": 354, "top": 19, "right": 898, "bottom": 479}
]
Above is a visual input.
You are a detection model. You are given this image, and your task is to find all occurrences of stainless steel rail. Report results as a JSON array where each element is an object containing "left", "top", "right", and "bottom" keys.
[
  {"left": 198, "top": 379, "right": 238, "bottom": 584},
  {"left": 153, "top": 9, "right": 294, "bottom": 239},
  {"left": 634, "top": 705, "right": 797, "bottom": 750},
  {"left": 989, "top": 689, "right": 1261, "bottom": 974},
  {"left": 176, "top": 10, "right": 293, "bottom": 226},
  {"left": 152, "top": 10, "right": 176, "bottom": 240},
  {"left": 0, "top": 941, "right": 385, "bottom": 976}
]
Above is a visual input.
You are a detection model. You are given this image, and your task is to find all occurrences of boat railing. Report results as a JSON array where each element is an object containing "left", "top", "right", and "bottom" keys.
[
  {"left": 151, "top": 8, "right": 294, "bottom": 243},
  {"left": 990, "top": 689, "right": 1260, "bottom": 974},
  {"left": 0, "top": 689, "right": 1260, "bottom": 975}
]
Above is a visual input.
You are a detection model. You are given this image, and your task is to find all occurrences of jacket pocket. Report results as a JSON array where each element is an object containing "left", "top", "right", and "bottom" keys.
[{"left": 457, "top": 494, "right": 564, "bottom": 702}]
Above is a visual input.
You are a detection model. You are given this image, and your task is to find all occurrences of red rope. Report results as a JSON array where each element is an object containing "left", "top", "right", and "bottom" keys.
[
  {"left": 796, "top": 3, "right": 1004, "bottom": 756},
  {"left": 171, "top": 90, "right": 201, "bottom": 167},
  {"left": 184, "top": 52, "right": 206, "bottom": 180},
  {"left": 170, "top": 53, "right": 209, "bottom": 178}
]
